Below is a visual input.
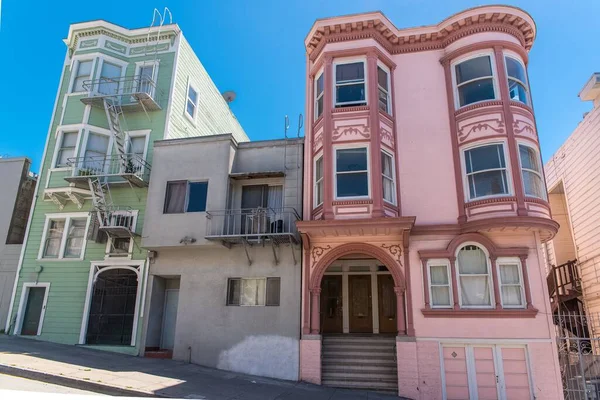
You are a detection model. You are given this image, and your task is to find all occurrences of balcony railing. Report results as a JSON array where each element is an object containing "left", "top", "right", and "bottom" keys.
[
  {"left": 65, "top": 154, "right": 151, "bottom": 188},
  {"left": 548, "top": 260, "right": 582, "bottom": 309},
  {"left": 97, "top": 206, "right": 137, "bottom": 238},
  {"left": 80, "top": 75, "right": 163, "bottom": 111},
  {"left": 205, "top": 207, "right": 300, "bottom": 245}
]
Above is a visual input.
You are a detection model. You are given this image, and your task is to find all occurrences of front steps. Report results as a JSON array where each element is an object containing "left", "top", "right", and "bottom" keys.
[{"left": 321, "top": 335, "right": 397, "bottom": 392}]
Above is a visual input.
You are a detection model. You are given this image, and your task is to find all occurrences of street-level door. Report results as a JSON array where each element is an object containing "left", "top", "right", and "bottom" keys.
[
  {"left": 160, "top": 289, "right": 179, "bottom": 349},
  {"left": 21, "top": 287, "right": 46, "bottom": 335},
  {"left": 349, "top": 275, "right": 372, "bottom": 333},
  {"left": 321, "top": 276, "right": 343, "bottom": 333},
  {"left": 378, "top": 275, "right": 396, "bottom": 333}
]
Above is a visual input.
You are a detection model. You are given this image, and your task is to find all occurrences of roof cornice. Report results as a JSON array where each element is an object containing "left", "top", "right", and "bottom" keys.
[{"left": 305, "top": 6, "right": 535, "bottom": 60}]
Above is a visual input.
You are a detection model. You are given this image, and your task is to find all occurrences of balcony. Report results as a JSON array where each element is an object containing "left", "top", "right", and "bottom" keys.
[
  {"left": 80, "top": 75, "right": 163, "bottom": 112},
  {"left": 205, "top": 207, "right": 300, "bottom": 246},
  {"left": 548, "top": 260, "right": 582, "bottom": 312},
  {"left": 95, "top": 206, "right": 137, "bottom": 238},
  {"left": 65, "top": 154, "right": 151, "bottom": 188}
]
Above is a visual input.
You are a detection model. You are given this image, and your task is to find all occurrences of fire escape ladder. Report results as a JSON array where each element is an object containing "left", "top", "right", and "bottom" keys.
[
  {"left": 103, "top": 99, "right": 128, "bottom": 167},
  {"left": 88, "top": 176, "right": 113, "bottom": 229}
]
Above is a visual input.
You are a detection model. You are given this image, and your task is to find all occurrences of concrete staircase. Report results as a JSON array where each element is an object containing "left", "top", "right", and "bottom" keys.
[{"left": 321, "top": 335, "right": 398, "bottom": 392}]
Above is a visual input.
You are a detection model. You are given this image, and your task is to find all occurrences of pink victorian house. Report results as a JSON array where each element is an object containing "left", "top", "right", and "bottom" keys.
[{"left": 298, "top": 5, "right": 563, "bottom": 400}]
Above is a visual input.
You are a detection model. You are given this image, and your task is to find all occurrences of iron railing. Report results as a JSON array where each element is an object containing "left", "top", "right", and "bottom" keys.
[
  {"left": 205, "top": 207, "right": 300, "bottom": 242},
  {"left": 67, "top": 154, "right": 151, "bottom": 185},
  {"left": 82, "top": 75, "right": 163, "bottom": 107}
]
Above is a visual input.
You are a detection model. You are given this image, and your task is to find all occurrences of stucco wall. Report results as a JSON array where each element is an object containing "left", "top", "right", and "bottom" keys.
[{"left": 146, "top": 246, "right": 301, "bottom": 381}]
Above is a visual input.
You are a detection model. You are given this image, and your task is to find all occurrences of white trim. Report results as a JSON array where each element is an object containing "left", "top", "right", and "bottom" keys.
[
  {"left": 5, "top": 47, "right": 69, "bottom": 333},
  {"left": 79, "top": 260, "right": 146, "bottom": 346},
  {"left": 125, "top": 129, "right": 151, "bottom": 161},
  {"left": 67, "top": 56, "right": 98, "bottom": 95},
  {"left": 50, "top": 128, "right": 82, "bottom": 169},
  {"left": 314, "top": 69, "right": 324, "bottom": 121},
  {"left": 427, "top": 259, "right": 453, "bottom": 309},
  {"left": 95, "top": 56, "right": 128, "bottom": 96},
  {"left": 439, "top": 343, "right": 448, "bottom": 400},
  {"left": 503, "top": 53, "right": 530, "bottom": 106},
  {"left": 333, "top": 144, "right": 371, "bottom": 200},
  {"left": 14, "top": 283, "right": 51, "bottom": 336},
  {"left": 465, "top": 345, "right": 478, "bottom": 399},
  {"left": 134, "top": 60, "right": 160, "bottom": 100},
  {"left": 451, "top": 50, "right": 499, "bottom": 110},
  {"left": 376, "top": 61, "right": 392, "bottom": 115},
  {"left": 333, "top": 57, "right": 368, "bottom": 108},
  {"left": 104, "top": 210, "right": 139, "bottom": 259},
  {"left": 184, "top": 79, "right": 199, "bottom": 124},
  {"left": 460, "top": 140, "right": 513, "bottom": 201},
  {"left": 516, "top": 141, "right": 547, "bottom": 200},
  {"left": 313, "top": 153, "right": 324, "bottom": 208},
  {"left": 496, "top": 256, "right": 526, "bottom": 309},
  {"left": 381, "top": 148, "right": 396, "bottom": 205},
  {"left": 37, "top": 212, "right": 90, "bottom": 261},
  {"left": 455, "top": 242, "right": 495, "bottom": 309}
]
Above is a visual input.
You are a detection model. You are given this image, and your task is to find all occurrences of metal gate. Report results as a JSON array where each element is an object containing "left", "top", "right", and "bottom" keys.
[{"left": 555, "top": 312, "right": 600, "bottom": 399}]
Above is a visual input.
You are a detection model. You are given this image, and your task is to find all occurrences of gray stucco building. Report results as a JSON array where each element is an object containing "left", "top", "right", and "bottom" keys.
[
  {"left": 0, "top": 158, "right": 36, "bottom": 329},
  {"left": 140, "top": 134, "right": 303, "bottom": 380}
]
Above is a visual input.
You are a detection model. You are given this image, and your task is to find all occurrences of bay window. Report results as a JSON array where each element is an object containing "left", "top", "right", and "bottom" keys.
[
  {"left": 497, "top": 259, "right": 525, "bottom": 308},
  {"left": 227, "top": 277, "right": 280, "bottom": 306},
  {"left": 377, "top": 66, "right": 391, "bottom": 113},
  {"left": 428, "top": 261, "right": 452, "bottom": 308},
  {"left": 98, "top": 61, "right": 122, "bottom": 95},
  {"left": 64, "top": 219, "right": 87, "bottom": 258},
  {"left": 464, "top": 143, "right": 509, "bottom": 200},
  {"left": 505, "top": 57, "right": 529, "bottom": 105},
  {"left": 457, "top": 245, "right": 493, "bottom": 307},
  {"left": 454, "top": 55, "right": 496, "bottom": 107},
  {"left": 42, "top": 220, "right": 65, "bottom": 258},
  {"left": 381, "top": 151, "right": 395, "bottom": 204},
  {"left": 83, "top": 132, "right": 110, "bottom": 170},
  {"left": 315, "top": 73, "right": 324, "bottom": 119},
  {"left": 315, "top": 156, "right": 324, "bottom": 206},
  {"left": 519, "top": 144, "right": 546, "bottom": 199},
  {"left": 55, "top": 131, "right": 78, "bottom": 168},
  {"left": 335, "top": 61, "right": 366, "bottom": 107},
  {"left": 72, "top": 60, "right": 93, "bottom": 92},
  {"left": 335, "top": 147, "right": 368, "bottom": 198}
]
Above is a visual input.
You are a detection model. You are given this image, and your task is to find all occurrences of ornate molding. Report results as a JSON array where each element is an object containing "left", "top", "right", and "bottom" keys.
[
  {"left": 455, "top": 100, "right": 504, "bottom": 117},
  {"left": 458, "top": 118, "right": 504, "bottom": 142},
  {"left": 66, "top": 191, "right": 85, "bottom": 210},
  {"left": 380, "top": 127, "right": 394, "bottom": 145},
  {"left": 332, "top": 199, "right": 373, "bottom": 206},
  {"left": 465, "top": 196, "right": 517, "bottom": 208},
  {"left": 332, "top": 124, "right": 370, "bottom": 140},
  {"left": 47, "top": 193, "right": 65, "bottom": 210},
  {"left": 381, "top": 243, "right": 403, "bottom": 267},
  {"left": 311, "top": 245, "right": 332, "bottom": 264},
  {"left": 331, "top": 105, "right": 370, "bottom": 113},
  {"left": 513, "top": 120, "right": 535, "bottom": 136}
]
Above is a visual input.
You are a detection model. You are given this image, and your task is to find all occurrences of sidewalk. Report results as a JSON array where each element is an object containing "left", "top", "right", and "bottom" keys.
[{"left": 0, "top": 335, "right": 401, "bottom": 399}]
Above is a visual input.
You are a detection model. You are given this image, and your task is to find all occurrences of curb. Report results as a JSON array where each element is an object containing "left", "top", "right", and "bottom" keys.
[{"left": 0, "top": 364, "right": 161, "bottom": 397}]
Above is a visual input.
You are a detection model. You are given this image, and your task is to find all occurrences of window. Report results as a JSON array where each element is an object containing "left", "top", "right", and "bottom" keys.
[
  {"left": 55, "top": 131, "right": 78, "bottom": 168},
  {"left": 519, "top": 144, "right": 546, "bottom": 199},
  {"left": 40, "top": 215, "right": 88, "bottom": 260},
  {"left": 497, "top": 260, "right": 525, "bottom": 308},
  {"left": 227, "top": 277, "right": 280, "bottom": 306},
  {"left": 505, "top": 57, "right": 529, "bottom": 105},
  {"left": 381, "top": 151, "right": 395, "bottom": 204},
  {"left": 186, "top": 84, "right": 198, "bottom": 120},
  {"left": 335, "top": 62, "right": 366, "bottom": 107},
  {"left": 127, "top": 135, "right": 147, "bottom": 174},
  {"left": 454, "top": 55, "right": 496, "bottom": 107},
  {"left": 315, "top": 156, "right": 324, "bottom": 206},
  {"left": 335, "top": 148, "right": 368, "bottom": 198},
  {"left": 457, "top": 245, "right": 493, "bottom": 307},
  {"left": 377, "top": 66, "right": 390, "bottom": 113},
  {"left": 464, "top": 144, "right": 509, "bottom": 200},
  {"left": 83, "top": 133, "right": 110, "bottom": 170},
  {"left": 98, "top": 61, "right": 122, "bottom": 95},
  {"left": 137, "top": 64, "right": 155, "bottom": 95},
  {"left": 107, "top": 237, "right": 132, "bottom": 258},
  {"left": 315, "top": 73, "right": 324, "bottom": 119},
  {"left": 428, "top": 261, "right": 452, "bottom": 308},
  {"left": 72, "top": 60, "right": 92, "bottom": 92},
  {"left": 164, "top": 181, "right": 208, "bottom": 214}
]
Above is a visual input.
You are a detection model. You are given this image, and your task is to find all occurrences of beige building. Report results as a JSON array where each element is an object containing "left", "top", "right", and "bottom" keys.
[{"left": 0, "top": 157, "right": 36, "bottom": 329}]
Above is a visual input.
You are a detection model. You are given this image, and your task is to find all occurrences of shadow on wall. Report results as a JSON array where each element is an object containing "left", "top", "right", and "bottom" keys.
[{"left": 217, "top": 335, "right": 299, "bottom": 381}]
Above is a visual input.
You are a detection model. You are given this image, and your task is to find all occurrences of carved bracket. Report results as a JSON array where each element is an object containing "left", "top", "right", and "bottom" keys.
[
  {"left": 47, "top": 193, "right": 66, "bottom": 210},
  {"left": 381, "top": 243, "right": 403, "bottom": 267},
  {"left": 311, "top": 245, "right": 332, "bottom": 264},
  {"left": 66, "top": 191, "right": 85, "bottom": 209}
]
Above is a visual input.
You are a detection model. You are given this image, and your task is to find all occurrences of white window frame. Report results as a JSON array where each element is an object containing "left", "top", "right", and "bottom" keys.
[
  {"left": 504, "top": 52, "right": 530, "bottom": 106},
  {"left": 333, "top": 58, "right": 368, "bottom": 108},
  {"left": 14, "top": 282, "right": 51, "bottom": 336},
  {"left": 451, "top": 51, "right": 499, "bottom": 110},
  {"left": 461, "top": 141, "right": 513, "bottom": 201},
  {"left": 77, "top": 128, "right": 113, "bottom": 173},
  {"left": 314, "top": 70, "right": 324, "bottom": 121},
  {"left": 455, "top": 242, "right": 495, "bottom": 309},
  {"left": 381, "top": 149, "right": 396, "bottom": 205},
  {"left": 38, "top": 212, "right": 91, "bottom": 261},
  {"left": 377, "top": 62, "right": 392, "bottom": 115},
  {"left": 496, "top": 257, "right": 526, "bottom": 309},
  {"left": 95, "top": 56, "right": 128, "bottom": 96},
  {"left": 314, "top": 154, "right": 324, "bottom": 207},
  {"left": 51, "top": 129, "right": 81, "bottom": 170},
  {"left": 134, "top": 60, "right": 160, "bottom": 99},
  {"left": 517, "top": 142, "right": 547, "bottom": 200},
  {"left": 427, "top": 259, "right": 453, "bottom": 309},
  {"left": 333, "top": 144, "right": 371, "bottom": 200},
  {"left": 105, "top": 210, "right": 139, "bottom": 259},
  {"left": 226, "top": 277, "right": 281, "bottom": 307},
  {"left": 125, "top": 129, "right": 150, "bottom": 164},
  {"left": 69, "top": 58, "right": 96, "bottom": 94},
  {"left": 185, "top": 80, "right": 199, "bottom": 123}
]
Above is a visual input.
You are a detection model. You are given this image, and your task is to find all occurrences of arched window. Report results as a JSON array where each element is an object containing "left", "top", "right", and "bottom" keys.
[{"left": 457, "top": 244, "right": 493, "bottom": 307}]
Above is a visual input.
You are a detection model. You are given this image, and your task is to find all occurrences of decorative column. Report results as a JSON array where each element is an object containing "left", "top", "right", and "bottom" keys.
[
  {"left": 310, "top": 288, "right": 321, "bottom": 334},
  {"left": 322, "top": 56, "right": 335, "bottom": 219},
  {"left": 403, "top": 240, "right": 415, "bottom": 336},
  {"left": 494, "top": 45, "right": 527, "bottom": 216},
  {"left": 395, "top": 286, "right": 407, "bottom": 335},
  {"left": 449, "top": 257, "right": 460, "bottom": 309},
  {"left": 367, "top": 51, "right": 384, "bottom": 217},
  {"left": 519, "top": 255, "right": 533, "bottom": 309},
  {"left": 421, "top": 259, "right": 430, "bottom": 309},
  {"left": 489, "top": 256, "right": 502, "bottom": 309}
]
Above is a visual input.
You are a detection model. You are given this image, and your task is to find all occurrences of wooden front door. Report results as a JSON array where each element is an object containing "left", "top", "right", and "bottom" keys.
[
  {"left": 21, "top": 287, "right": 46, "bottom": 335},
  {"left": 349, "top": 275, "right": 372, "bottom": 333},
  {"left": 378, "top": 275, "right": 397, "bottom": 334},
  {"left": 321, "top": 276, "right": 343, "bottom": 333}
]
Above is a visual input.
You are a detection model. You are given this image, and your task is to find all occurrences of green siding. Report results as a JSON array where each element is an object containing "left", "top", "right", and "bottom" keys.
[{"left": 62, "top": 96, "right": 86, "bottom": 125}]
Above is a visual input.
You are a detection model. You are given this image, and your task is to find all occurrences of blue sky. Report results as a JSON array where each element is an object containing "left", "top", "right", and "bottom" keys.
[{"left": 0, "top": 0, "right": 598, "bottom": 172}]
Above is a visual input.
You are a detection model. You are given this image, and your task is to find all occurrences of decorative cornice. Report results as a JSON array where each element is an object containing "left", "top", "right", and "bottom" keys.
[
  {"left": 331, "top": 105, "right": 370, "bottom": 113},
  {"left": 332, "top": 199, "right": 373, "bottom": 206},
  {"left": 455, "top": 100, "right": 504, "bottom": 117},
  {"left": 465, "top": 196, "right": 517, "bottom": 208}
]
